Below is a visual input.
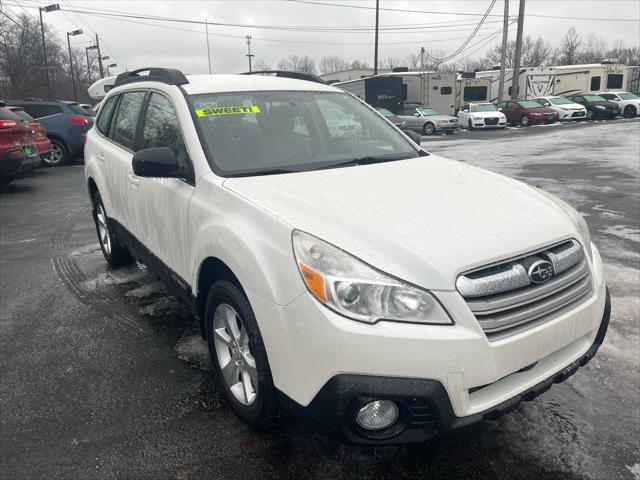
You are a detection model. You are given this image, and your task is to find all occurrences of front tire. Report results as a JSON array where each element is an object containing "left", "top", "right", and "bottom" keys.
[
  {"left": 623, "top": 105, "right": 637, "bottom": 118},
  {"left": 520, "top": 115, "right": 530, "bottom": 127},
  {"left": 422, "top": 122, "right": 435, "bottom": 136},
  {"left": 92, "top": 191, "right": 134, "bottom": 267},
  {"left": 44, "top": 139, "right": 69, "bottom": 166},
  {"left": 586, "top": 109, "right": 594, "bottom": 120},
  {"left": 206, "top": 280, "right": 281, "bottom": 429},
  {"left": 467, "top": 119, "right": 474, "bottom": 131}
]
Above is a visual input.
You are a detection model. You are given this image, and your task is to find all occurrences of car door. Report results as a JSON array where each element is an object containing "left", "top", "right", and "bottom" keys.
[
  {"left": 398, "top": 108, "right": 421, "bottom": 131},
  {"left": 133, "top": 91, "right": 195, "bottom": 282},
  {"left": 458, "top": 104, "right": 470, "bottom": 124},
  {"left": 102, "top": 90, "right": 147, "bottom": 235}
]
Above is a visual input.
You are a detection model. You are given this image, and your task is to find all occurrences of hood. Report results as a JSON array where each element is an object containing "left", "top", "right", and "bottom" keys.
[
  {"left": 224, "top": 156, "right": 580, "bottom": 291},
  {"left": 591, "top": 100, "right": 618, "bottom": 108},
  {"left": 425, "top": 114, "right": 458, "bottom": 121},
  {"left": 467, "top": 110, "right": 504, "bottom": 118},
  {"left": 558, "top": 103, "right": 585, "bottom": 110}
]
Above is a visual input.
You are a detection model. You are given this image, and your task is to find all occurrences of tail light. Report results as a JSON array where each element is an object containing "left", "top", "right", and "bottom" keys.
[
  {"left": 0, "top": 119, "right": 18, "bottom": 128},
  {"left": 69, "top": 116, "right": 89, "bottom": 125}
]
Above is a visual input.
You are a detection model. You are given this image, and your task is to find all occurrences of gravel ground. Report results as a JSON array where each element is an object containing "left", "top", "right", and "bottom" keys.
[{"left": 1, "top": 118, "right": 638, "bottom": 479}]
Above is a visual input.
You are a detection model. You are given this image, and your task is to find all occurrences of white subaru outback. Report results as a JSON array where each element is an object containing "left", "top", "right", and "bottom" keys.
[{"left": 85, "top": 68, "right": 610, "bottom": 445}]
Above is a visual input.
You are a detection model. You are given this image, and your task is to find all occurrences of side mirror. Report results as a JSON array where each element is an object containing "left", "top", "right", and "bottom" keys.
[
  {"left": 462, "top": 108, "right": 469, "bottom": 113},
  {"left": 404, "top": 129, "right": 421, "bottom": 146},
  {"left": 413, "top": 113, "right": 420, "bottom": 117},
  {"left": 497, "top": 107, "right": 503, "bottom": 111},
  {"left": 132, "top": 147, "right": 190, "bottom": 180}
]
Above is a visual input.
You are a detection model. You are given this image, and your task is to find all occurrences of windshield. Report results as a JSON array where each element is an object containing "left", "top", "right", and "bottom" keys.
[
  {"left": 68, "top": 103, "right": 91, "bottom": 115},
  {"left": 549, "top": 97, "right": 573, "bottom": 105},
  {"left": 470, "top": 104, "right": 496, "bottom": 112},
  {"left": 583, "top": 95, "right": 606, "bottom": 102},
  {"left": 191, "top": 91, "right": 420, "bottom": 176},
  {"left": 619, "top": 92, "right": 639, "bottom": 100},
  {"left": 375, "top": 108, "right": 394, "bottom": 117},
  {"left": 417, "top": 107, "right": 439, "bottom": 116},
  {"left": 519, "top": 100, "right": 543, "bottom": 109}
]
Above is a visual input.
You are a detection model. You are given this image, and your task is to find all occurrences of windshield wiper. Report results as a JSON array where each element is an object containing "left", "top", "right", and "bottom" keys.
[{"left": 313, "top": 154, "right": 418, "bottom": 171}]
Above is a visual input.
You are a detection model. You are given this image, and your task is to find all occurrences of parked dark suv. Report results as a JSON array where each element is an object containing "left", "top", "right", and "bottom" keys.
[{"left": 7, "top": 99, "right": 93, "bottom": 166}]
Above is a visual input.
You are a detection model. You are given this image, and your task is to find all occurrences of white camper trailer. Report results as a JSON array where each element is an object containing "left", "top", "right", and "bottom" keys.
[
  {"left": 456, "top": 75, "right": 492, "bottom": 110},
  {"left": 552, "top": 63, "right": 627, "bottom": 96},
  {"left": 476, "top": 67, "right": 555, "bottom": 102},
  {"left": 626, "top": 66, "right": 640, "bottom": 95},
  {"left": 379, "top": 71, "right": 458, "bottom": 115}
]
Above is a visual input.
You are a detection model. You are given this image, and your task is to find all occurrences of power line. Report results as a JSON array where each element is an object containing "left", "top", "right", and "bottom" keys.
[{"left": 286, "top": 0, "right": 640, "bottom": 22}]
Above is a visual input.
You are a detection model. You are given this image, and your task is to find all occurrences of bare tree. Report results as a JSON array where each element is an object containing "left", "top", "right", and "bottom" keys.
[
  {"left": 253, "top": 59, "right": 271, "bottom": 71},
  {"left": 350, "top": 59, "right": 370, "bottom": 69},
  {"left": 319, "top": 55, "right": 349, "bottom": 74},
  {"left": 523, "top": 37, "right": 551, "bottom": 66},
  {"left": 379, "top": 56, "right": 403, "bottom": 70},
  {"left": 405, "top": 53, "right": 421, "bottom": 70},
  {"left": 557, "top": 27, "right": 582, "bottom": 65},
  {"left": 277, "top": 54, "right": 316, "bottom": 74}
]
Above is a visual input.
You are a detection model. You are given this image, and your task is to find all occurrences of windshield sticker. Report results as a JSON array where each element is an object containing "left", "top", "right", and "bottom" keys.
[{"left": 196, "top": 105, "right": 261, "bottom": 117}]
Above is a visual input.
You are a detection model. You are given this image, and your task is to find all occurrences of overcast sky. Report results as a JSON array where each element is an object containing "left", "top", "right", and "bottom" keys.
[{"left": 7, "top": 0, "right": 640, "bottom": 75}]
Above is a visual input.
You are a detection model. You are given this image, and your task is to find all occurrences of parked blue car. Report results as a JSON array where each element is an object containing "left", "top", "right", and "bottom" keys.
[{"left": 7, "top": 100, "right": 93, "bottom": 166}]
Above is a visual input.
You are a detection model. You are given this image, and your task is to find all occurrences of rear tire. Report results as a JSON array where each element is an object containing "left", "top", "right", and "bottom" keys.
[
  {"left": 520, "top": 115, "right": 530, "bottom": 127},
  {"left": 422, "top": 122, "right": 435, "bottom": 136},
  {"left": 467, "top": 119, "right": 474, "bottom": 131},
  {"left": 92, "top": 191, "right": 134, "bottom": 267},
  {"left": 44, "top": 139, "right": 69, "bottom": 166},
  {"left": 623, "top": 105, "right": 637, "bottom": 118},
  {"left": 206, "top": 280, "right": 281, "bottom": 430}
]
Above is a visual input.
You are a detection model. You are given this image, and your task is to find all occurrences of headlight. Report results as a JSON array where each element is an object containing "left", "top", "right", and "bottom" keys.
[
  {"left": 292, "top": 230, "right": 452, "bottom": 325},
  {"left": 595, "top": 105, "right": 605, "bottom": 110},
  {"left": 534, "top": 188, "right": 592, "bottom": 259}
]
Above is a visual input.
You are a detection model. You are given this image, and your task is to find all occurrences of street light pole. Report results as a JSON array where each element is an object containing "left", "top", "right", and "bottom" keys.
[
  {"left": 85, "top": 47, "right": 92, "bottom": 85},
  {"left": 205, "top": 19, "right": 212, "bottom": 74},
  {"left": 38, "top": 4, "right": 60, "bottom": 100},
  {"left": 373, "top": 0, "right": 380, "bottom": 75},
  {"left": 95, "top": 34, "right": 104, "bottom": 78},
  {"left": 67, "top": 29, "right": 83, "bottom": 102},
  {"left": 246, "top": 35, "right": 254, "bottom": 72},
  {"left": 511, "top": 0, "right": 526, "bottom": 100}
]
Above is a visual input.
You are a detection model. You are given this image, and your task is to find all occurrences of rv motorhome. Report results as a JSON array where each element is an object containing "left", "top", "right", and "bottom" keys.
[
  {"left": 333, "top": 76, "right": 404, "bottom": 112},
  {"left": 379, "top": 71, "right": 458, "bottom": 115},
  {"left": 456, "top": 74, "right": 492, "bottom": 111},
  {"left": 476, "top": 67, "right": 555, "bottom": 103},
  {"left": 87, "top": 76, "right": 116, "bottom": 100},
  {"left": 552, "top": 63, "right": 627, "bottom": 96}
]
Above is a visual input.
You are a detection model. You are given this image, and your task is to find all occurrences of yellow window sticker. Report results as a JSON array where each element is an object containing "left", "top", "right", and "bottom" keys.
[{"left": 196, "top": 105, "right": 261, "bottom": 117}]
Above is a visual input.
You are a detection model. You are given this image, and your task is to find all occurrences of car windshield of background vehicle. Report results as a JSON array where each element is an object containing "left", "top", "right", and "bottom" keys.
[
  {"left": 549, "top": 97, "right": 573, "bottom": 106},
  {"left": 68, "top": 103, "right": 91, "bottom": 116},
  {"left": 584, "top": 95, "right": 606, "bottom": 102},
  {"left": 190, "top": 91, "right": 420, "bottom": 176},
  {"left": 10, "top": 109, "right": 35, "bottom": 122},
  {"left": 417, "top": 107, "right": 439, "bottom": 116},
  {"left": 0, "top": 107, "right": 23, "bottom": 121},
  {"left": 470, "top": 104, "right": 496, "bottom": 112},
  {"left": 618, "top": 92, "right": 639, "bottom": 100},
  {"left": 375, "top": 108, "right": 394, "bottom": 117},
  {"left": 519, "top": 100, "right": 543, "bottom": 109}
]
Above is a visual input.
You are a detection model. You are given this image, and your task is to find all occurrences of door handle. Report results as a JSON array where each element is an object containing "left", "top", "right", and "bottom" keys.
[{"left": 128, "top": 173, "right": 139, "bottom": 186}]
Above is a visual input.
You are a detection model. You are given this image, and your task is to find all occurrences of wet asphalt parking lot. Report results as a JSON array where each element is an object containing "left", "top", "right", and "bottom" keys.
[{"left": 1, "top": 118, "right": 639, "bottom": 479}]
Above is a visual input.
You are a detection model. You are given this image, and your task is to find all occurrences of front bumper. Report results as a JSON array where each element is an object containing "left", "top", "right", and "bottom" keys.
[
  {"left": 0, "top": 150, "right": 24, "bottom": 178},
  {"left": 436, "top": 123, "right": 460, "bottom": 132},
  {"left": 16, "top": 153, "right": 42, "bottom": 176},
  {"left": 252, "top": 242, "right": 608, "bottom": 444}
]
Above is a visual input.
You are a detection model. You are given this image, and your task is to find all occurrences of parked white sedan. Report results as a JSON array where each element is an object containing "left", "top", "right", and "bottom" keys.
[
  {"left": 457, "top": 102, "right": 506, "bottom": 130},
  {"left": 532, "top": 96, "right": 587, "bottom": 121},
  {"left": 597, "top": 92, "right": 640, "bottom": 118}
]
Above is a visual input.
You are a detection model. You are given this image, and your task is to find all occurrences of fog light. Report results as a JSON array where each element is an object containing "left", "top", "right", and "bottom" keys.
[{"left": 355, "top": 400, "right": 399, "bottom": 431}]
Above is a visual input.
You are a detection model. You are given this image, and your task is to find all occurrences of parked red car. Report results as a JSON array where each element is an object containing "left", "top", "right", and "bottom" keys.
[
  {"left": 0, "top": 105, "right": 35, "bottom": 185},
  {"left": 7, "top": 106, "right": 52, "bottom": 162},
  {"left": 496, "top": 100, "right": 559, "bottom": 127}
]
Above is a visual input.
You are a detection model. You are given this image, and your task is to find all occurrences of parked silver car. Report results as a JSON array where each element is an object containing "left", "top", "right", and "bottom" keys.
[{"left": 397, "top": 105, "right": 460, "bottom": 136}]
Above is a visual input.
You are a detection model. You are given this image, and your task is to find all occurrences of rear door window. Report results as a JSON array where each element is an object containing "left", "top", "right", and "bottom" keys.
[
  {"left": 141, "top": 93, "right": 189, "bottom": 167},
  {"left": 20, "top": 104, "right": 62, "bottom": 119},
  {"left": 96, "top": 95, "right": 119, "bottom": 136},
  {"left": 110, "top": 91, "right": 146, "bottom": 150}
]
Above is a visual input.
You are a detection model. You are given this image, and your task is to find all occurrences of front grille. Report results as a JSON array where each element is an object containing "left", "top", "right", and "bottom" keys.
[
  {"left": 457, "top": 240, "right": 592, "bottom": 340},
  {"left": 484, "top": 117, "right": 499, "bottom": 125},
  {"left": 402, "top": 398, "right": 435, "bottom": 426},
  {"left": 571, "top": 111, "right": 585, "bottom": 117}
]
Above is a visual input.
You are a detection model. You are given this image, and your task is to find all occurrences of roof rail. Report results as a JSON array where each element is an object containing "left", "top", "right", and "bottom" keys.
[
  {"left": 114, "top": 68, "right": 189, "bottom": 87},
  {"left": 240, "top": 70, "right": 327, "bottom": 85}
]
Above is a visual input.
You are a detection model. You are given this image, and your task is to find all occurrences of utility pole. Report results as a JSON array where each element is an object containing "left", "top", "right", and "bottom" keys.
[
  {"left": 373, "top": 0, "right": 379, "bottom": 75},
  {"left": 67, "top": 29, "right": 83, "bottom": 102},
  {"left": 420, "top": 46, "right": 425, "bottom": 105},
  {"left": 39, "top": 4, "right": 60, "bottom": 100},
  {"left": 245, "top": 35, "right": 254, "bottom": 72},
  {"left": 85, "top": 46, "right": 92, "bottom": 85},
  {"left": 95, "top": 34, "right": 104, "bottom": 78},
  {"left": 510, "top": 0, "right": 526, "bottom": 100},
  {"left": 497, "top": 0, "right": 509, "bottom": 102},
  {"left": 205, "top": 19, "right": 212, "bottom": 74}
]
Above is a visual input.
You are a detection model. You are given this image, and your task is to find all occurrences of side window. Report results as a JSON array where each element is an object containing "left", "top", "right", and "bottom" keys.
[
  {"left": 399, "top": 108, "right": 415, "bottom": 115},
  {"left": 440, "top": 86, "right": 452, "bottom": 95},
  {"left": 141, "top": 93, "right": 189, "bottom": 166},
  {"left": 96, "top": 95, "right": 119, "bottom": 136},
  {"left": 600, "top": 94, "right": 615, "bottom": 100},
  {"left": 607, "top": 74, "right": 623, "bottom": 90},
  {"left": 590, "top": 76, "right": 601, "bottom": 91},
  {"left": 111, "top": 91, "right": 146, "bottom": 150},
  {"left": 21, "top": 104, "right": 62, "bottom": 119}
]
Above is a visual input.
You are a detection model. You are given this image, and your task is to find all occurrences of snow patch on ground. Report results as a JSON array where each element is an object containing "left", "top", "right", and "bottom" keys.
[
  {"left": 599, "top": 225, "right": 640, "bottom": 244},
  {"left": 627, "top": 463, "right": 640, "bottom": 480},
  {"left": 174, "top": 331, "right": 211, "bottom": 370},
  {"left": 124, "top": 281, "right": 165, "bottom": 299}
]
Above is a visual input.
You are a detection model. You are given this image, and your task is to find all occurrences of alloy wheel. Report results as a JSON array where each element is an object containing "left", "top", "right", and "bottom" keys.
[
  {"left": 95, "top": 203, "right": 111, "bottom": 255},
  {"left": 213, "top": 303, "right": 258, "bottom": 406},
  {"left": 45, "top": 143, "right": 63, "bottom": 166},
  {"left": 423, "top": 123, "right": 435, "bottom": 135},
  {"left": 520, "top": 116, "right": 530, "bottom": 127}
]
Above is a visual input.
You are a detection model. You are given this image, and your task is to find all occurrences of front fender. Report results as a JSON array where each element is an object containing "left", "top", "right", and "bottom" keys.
[{"left": 189, "top": 176, "right": 305, "bottom": 306}]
